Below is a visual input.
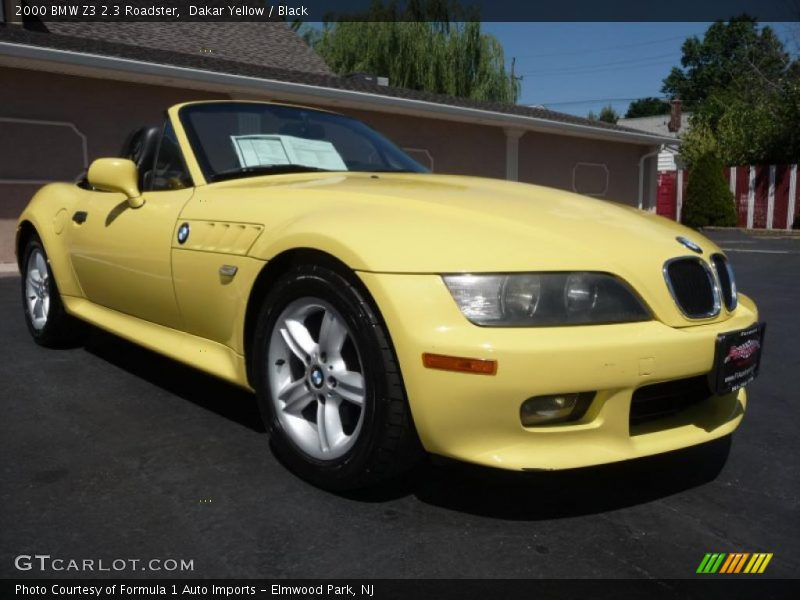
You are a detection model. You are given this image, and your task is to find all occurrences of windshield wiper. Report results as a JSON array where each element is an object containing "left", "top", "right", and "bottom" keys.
[{"left": 209, "top": 164, "right": 334, "bottom": 182}]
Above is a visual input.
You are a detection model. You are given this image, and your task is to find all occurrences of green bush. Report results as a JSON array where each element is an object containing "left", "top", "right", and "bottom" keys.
[{"left": 681, "top": 153, "right": 738, "bottom": 228}]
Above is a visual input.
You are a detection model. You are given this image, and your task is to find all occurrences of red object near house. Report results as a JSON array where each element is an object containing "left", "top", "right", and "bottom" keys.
[
  {"left": 773, "top": 165, "right": 790, "bottom": 230},
  {"left": 656, "top": 171, "right": 677, "bottom": 219},
  {"left": 796, "top": 168, "right": 800, "bottom": 228},
  {"left": 753, "top": 166, "right": 769, "bottom": 228},
  {"left": 734, "top": 166, "right": 750, "bottom": 227},
  {"left": 655, "top": 163, "right": 798, "bottom": 230}
]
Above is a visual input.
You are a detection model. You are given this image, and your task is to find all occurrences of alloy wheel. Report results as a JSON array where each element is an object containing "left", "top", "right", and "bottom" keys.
[
  {"left": 268, "top": 297, "right": 366, "bottom": 460},
  {"left": 25, "top": 249, "right": 50, "bottom": 331}
]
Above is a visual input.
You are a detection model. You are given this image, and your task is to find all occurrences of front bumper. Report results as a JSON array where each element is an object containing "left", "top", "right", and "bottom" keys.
[{"left": 359, "top": 272, "right": 758, "bottom": 471}]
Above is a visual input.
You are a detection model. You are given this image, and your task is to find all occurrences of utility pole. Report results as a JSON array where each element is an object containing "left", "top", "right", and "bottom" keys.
[{"left": 510, "top": 57, "right": 523, "bottom": 99}]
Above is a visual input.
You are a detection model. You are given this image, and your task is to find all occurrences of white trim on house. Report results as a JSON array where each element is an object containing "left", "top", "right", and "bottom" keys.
[
  {"left": 747, "top": 166, "right": 756, "bottom": 229},
  {"left": 789, "top": 165, "right": 797, "bottom": 230},
  {"left": 0, "top": 41, "right": 677, "bottom": 147},
  {"left": 0, "top": 116, "right": 88, "bottom": 184},
  {"left": 767, "top": 165, "right": 776, "bottom": 230},
  {"left": 503, "top": 128, "right": 525, "bottom": 181},
  {"left": 657, "top": 150, "right": 676, "bottom": 172}
]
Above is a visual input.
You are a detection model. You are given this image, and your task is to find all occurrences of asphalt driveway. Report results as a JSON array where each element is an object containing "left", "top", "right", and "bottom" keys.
[{"left": 1, "top": 230, "right": 798, "bottom": 579}]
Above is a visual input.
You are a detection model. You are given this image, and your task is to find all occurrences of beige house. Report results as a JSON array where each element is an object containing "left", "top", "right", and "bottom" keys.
[{"left": 0, "top": 11, "right": 673, "bottom": 265}]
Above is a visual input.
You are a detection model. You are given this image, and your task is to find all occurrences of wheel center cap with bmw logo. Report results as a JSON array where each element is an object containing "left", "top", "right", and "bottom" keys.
[
  {"left": 676, "top": 236, "right": 702, "bottom": 253},
  {"left": 177, "top": 222, "right": 190, "bottom": 244},
  {"left": 309, "top": 366, "right": 324, "bottom": 388}
]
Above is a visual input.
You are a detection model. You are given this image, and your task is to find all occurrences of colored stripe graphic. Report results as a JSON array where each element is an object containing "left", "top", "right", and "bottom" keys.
[
  {"left": 710, "top": 554, "right": 726, "bottom": 573},
  {"left": 697, "top": 554, "right": 713, "bottom": 573},
  {"left": 702, "top": 553, "right": 774, "bottom": 574},
  {"left": 697, "top": 553, "right": 727, "bottom": 573},
  {"left": 719, "top": 554, "right": 735, "bottom": 573},
  {"left": 744, "top": 553, "right": 774, "bottom": 574},
  {"left": 744, "top": 554, "right": 756, "bottom": 573},
  {"left": 758, "top": 554, "right": 773, "bottom": 573},
  {"left": 720, "top": 553, "right": 749, "bottom": 573},
  {"left": 734, "top": 553, "right": 750, "bottom": 573},
  {"left": 696, "top": 552, "right": 773, "bottom": 575}
]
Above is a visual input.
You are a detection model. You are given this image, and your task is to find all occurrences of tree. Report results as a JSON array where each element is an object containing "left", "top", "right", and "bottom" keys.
[
  {"left": 712, "top": 80, "right": 800, "bottom": 165},
  {"left": 309, "top": 1, "right": 519, "bottom": 103},
  {"left": 624, "top": 97, "right": 670, "bottom": 118},
  {"left": 587, "top": 105, "right": 618, "bottom": 123},
  {"left": 664, "top": 17, "right": 800, "bottom": 166},
  {"left": 677, "top": 120, "right": 719, "bottom": 167},
  {"left": 662, "top": 17, "right": 789, "bottom": 112},
  {"left": 598, "top": 105, "right": 619, "bottom": 124},
  {"left": 681, "top": 153, "right": 738, "bottom": 228}
]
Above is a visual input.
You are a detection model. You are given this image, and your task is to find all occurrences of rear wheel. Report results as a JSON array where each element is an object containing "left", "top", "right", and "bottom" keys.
[
  {"left": 21, "top": 235, "right": 84, "bottom": 347},
  {"left": 252, "top": 264, "right": 422, "bottom": 490}
]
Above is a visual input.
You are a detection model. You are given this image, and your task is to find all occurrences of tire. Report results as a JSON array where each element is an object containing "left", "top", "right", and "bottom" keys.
[
  {"left": 252, "top": 264, "right": 422, "bottom": 491},
  {"left": 20, "top": 234, "right": 85, "bottom": 348}
]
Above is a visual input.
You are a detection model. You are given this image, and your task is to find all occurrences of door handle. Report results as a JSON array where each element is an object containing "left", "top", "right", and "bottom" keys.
[{"left": 72, "top": 211, "right": 88, "bottom": 224}]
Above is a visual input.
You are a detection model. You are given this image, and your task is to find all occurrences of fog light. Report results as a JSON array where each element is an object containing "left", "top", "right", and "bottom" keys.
[{"left": 520, "top": 392, "right": 594, "bottom": 426}]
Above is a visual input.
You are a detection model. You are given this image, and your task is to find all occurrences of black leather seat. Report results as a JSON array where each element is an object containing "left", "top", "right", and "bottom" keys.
[{"left": 119, "top": 126, "right": 161, "bottom": 190}]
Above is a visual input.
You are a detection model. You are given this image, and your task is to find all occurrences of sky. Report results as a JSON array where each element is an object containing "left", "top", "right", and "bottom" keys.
[{"left": 481, "top": 22, "right": 800, "bottom": 118}]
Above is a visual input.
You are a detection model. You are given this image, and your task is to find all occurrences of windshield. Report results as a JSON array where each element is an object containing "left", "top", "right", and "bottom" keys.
[{"left": 179, "top": 102, "right": 428, "bottom": 182}]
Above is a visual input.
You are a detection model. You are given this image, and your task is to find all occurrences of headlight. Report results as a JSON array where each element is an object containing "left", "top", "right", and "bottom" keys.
[{"left": 443, "top": 272, "right": 650, "bottom": 326}]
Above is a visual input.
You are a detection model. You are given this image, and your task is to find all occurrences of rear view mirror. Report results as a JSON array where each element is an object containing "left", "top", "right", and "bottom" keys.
[{"left": 87, "top": 158, "right": 144, "bottom": 208}]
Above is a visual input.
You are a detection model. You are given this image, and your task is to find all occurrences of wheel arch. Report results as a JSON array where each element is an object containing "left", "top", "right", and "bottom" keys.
[
  {"left": 16, "top": 184, "right": 84, "bottom": 297},
  {"left": 16, "top": 220, "right": 37, "bottom": 270},
  {"left": 242, "top": 248, "right": 389, "bottom": 388}
]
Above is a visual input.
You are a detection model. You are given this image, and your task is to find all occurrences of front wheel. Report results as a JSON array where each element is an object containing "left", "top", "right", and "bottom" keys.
[
  {"left": 252, "top": 264, "right": 422, "bottom": 490},
  {"left": 21, "top": 234, "right": 84, "bottom": 347}
]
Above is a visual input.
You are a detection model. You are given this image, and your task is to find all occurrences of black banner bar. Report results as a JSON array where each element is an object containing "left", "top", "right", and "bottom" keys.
[
  {"left": 3, "top": 0, "right": 799, "bottom": 23},
  {"left": 4, "top": 579, "right": 800, "bottom": 600}
]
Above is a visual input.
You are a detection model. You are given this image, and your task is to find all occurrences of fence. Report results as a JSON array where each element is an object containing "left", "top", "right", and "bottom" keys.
[{"left": 656, "top": 164, "right": 799, "bottom": 230}]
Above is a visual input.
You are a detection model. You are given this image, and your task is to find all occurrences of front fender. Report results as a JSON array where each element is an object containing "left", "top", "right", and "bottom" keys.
[
  {"left": 246, "top": 209, "right": 377, "bottom": 271},
  {"left": 17, "top": 183, "right": 84, "bottom": 297}
]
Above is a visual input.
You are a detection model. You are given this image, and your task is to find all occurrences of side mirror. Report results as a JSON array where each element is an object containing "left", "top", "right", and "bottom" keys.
[{"left": 87, "top": 158, "right": 144, "bottom": 208}]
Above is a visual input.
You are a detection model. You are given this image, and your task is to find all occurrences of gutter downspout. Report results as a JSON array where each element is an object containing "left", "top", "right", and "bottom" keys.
[{"left": 638, "top": 146, "right": 662, "bottom": 210}]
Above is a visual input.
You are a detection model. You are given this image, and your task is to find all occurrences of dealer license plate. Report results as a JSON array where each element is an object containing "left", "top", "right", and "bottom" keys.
[{"left": 709, "top": 322, "right": 766, "bottom": 395}]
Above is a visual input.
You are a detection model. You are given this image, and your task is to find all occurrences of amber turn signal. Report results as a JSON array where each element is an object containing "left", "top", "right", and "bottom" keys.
[{"left": 422, "top": 353, "right": 497, "bottom": 375}]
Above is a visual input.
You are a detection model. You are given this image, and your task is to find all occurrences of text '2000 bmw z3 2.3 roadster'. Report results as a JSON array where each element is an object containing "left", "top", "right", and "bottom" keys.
[{"left": 17, "top": 101, "right": 765, "bottom": 490}]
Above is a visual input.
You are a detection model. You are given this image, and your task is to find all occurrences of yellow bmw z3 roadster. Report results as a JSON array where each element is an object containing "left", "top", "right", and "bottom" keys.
[{"left": 16, "top": 101, "right": 764, "bottom": 489}]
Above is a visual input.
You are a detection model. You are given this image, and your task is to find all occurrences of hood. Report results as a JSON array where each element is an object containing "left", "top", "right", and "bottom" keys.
[
  {"left": 202, "top": 171, "right": 718, "bottom": 268},
  {"left": 186, "top": 172, "right": 727, "bottom": 327}
]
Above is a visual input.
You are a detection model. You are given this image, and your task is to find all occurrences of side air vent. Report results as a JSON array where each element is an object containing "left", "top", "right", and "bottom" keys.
[
  {"left": 711, "top": 254, "right": 737, "bottom": 311},
  {"left": 663, "top": 257, "right": 720, "bottom": 319}
]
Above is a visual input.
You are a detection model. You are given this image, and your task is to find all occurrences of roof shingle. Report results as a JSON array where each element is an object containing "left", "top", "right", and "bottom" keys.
[{"left": 44, "top": 21, "right": 333, "bottom": 76}]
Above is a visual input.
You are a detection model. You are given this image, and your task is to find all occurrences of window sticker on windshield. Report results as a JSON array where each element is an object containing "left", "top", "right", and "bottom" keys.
[
  {"left": 231, "top": 135, "right": 347, "bottom": 171},
  {"left": 231, "top": 135, "right": 291, "bottom": 167}
]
